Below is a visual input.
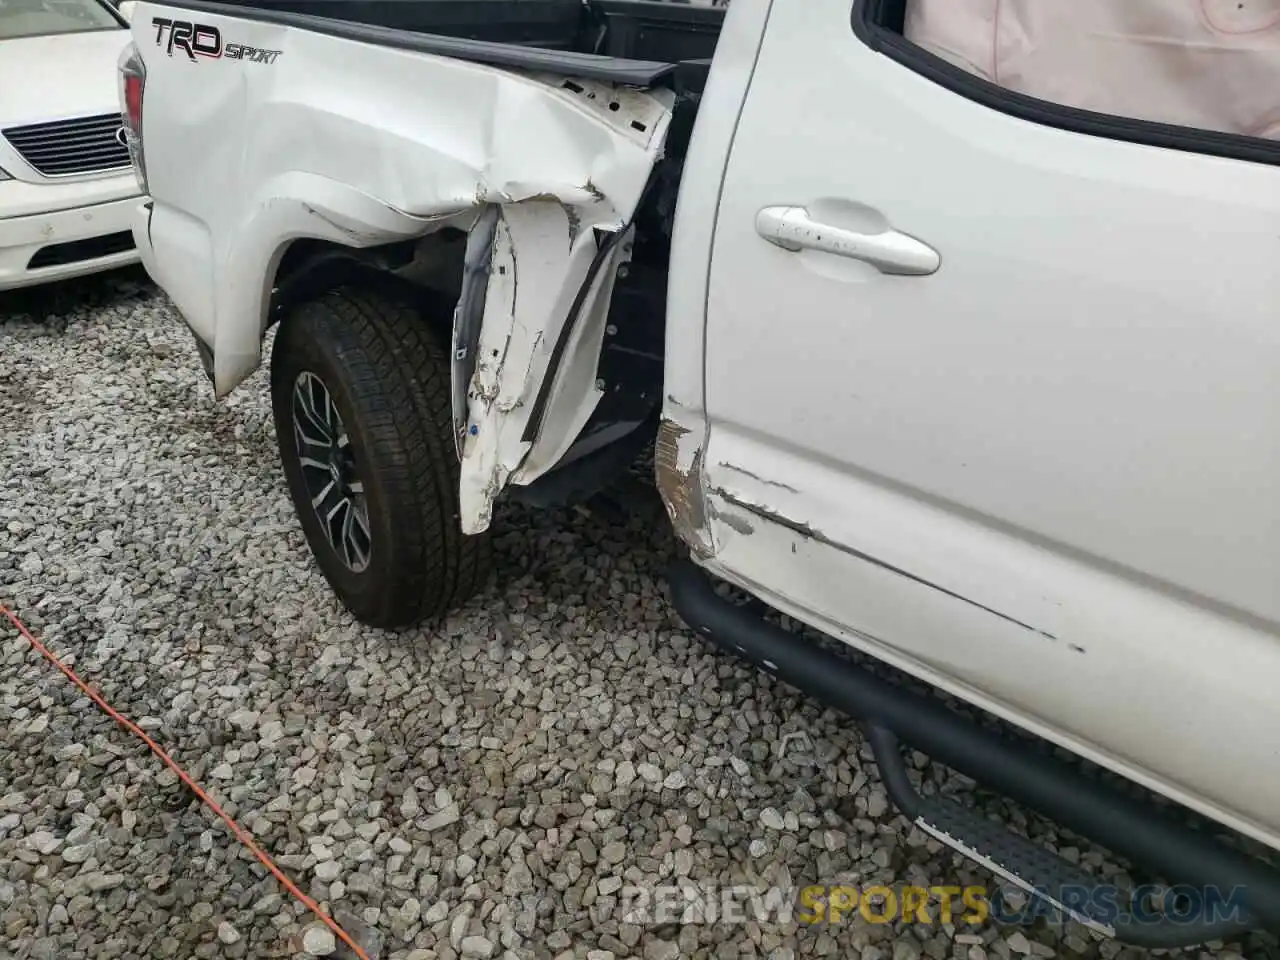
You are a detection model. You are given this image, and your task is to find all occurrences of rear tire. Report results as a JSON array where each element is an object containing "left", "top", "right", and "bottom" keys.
[{"left": 270, "top": 283, "right": 490, "bottom": 627}]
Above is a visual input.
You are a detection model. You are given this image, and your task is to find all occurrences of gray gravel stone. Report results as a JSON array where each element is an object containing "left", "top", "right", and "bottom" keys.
[
  {"left": 315, "top": 860, "right": 342, "bottom": 882},
  {"left": 645, "top": 940, "right": 680, "bottom": 960},
  {"left": 26, "top": 831, "right": 62, "bottom": 854},
  {"left": 302, "top": 922, "right": 337, "bottom": 956},
  {"left": 421, "top": 803, "right": 460, "bottom": 831},
  {"left": 461, "top": 934, "right": 496, "bottom": 958},
  {"left": 866, "top": 789, "right": 890, "bottom": 819},
  {"left": 758, "top": 807, "right": 785, "bottom": 831}
]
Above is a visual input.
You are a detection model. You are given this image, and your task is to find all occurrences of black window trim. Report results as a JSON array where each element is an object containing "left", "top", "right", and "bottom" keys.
[
  {"left": 851, "top": 0, "right": 1280, "bottom": 168},
  {"left": 99, "top": 0, "right": 130, "bottom": 29}
]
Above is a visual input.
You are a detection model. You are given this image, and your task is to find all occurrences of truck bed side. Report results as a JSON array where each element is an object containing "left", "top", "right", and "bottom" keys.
[{"left": 129, "top": 0, "right": 719, "bottom": 530}]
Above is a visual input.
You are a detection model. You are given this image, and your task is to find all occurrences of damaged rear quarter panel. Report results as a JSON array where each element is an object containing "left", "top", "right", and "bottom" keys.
[
  {"left": 449, "top": 81, "right": 673, "bottom": 534},
  {"left": 135, "top": 7, "right": 674, "bottom": 530}
]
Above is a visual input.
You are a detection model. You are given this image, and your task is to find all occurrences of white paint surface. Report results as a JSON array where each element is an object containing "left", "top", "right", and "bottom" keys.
[{"left": 687, "top": 0, "right": 1280, "bottom": 848}]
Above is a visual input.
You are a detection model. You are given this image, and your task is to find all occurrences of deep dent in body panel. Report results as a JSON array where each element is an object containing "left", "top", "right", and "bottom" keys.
[{"left": 449, "top": 77, "right": 675, "bottom": 534}]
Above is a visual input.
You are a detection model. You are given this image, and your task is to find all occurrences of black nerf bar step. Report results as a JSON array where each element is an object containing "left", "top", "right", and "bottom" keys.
[
  {"left": 867, "top": 725, "right": 1251, "bottom": 948},
  {"left": 665, "top": 560, "right": 1280, "bottom": 944}
]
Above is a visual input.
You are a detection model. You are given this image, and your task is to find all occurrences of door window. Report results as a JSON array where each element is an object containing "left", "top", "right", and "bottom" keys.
[{"left": 855, "top": 0, "right": 1280, "bottom": 163}]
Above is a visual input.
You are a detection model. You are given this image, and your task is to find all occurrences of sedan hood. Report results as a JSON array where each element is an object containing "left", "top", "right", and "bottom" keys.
[{"left": 0, "top": 30, "right": 130, "bottom": 127}]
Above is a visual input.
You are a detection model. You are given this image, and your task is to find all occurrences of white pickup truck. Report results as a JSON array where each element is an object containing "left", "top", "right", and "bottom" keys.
[{"left": 120, "top": 0, "right": 1280, "bottom": 947}]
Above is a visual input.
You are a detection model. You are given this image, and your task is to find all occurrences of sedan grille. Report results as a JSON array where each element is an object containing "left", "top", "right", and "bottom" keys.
[{"left": 3, "top": 113, "right": 130, "bottom": 177}]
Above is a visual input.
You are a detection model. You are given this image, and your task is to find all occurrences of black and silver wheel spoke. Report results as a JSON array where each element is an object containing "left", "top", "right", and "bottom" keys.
[
  {"left": 291, "top": 371, "right": 371, "bottom": 573},
  {"left": 294, "top": 373, "right": 336, "bottom": 444},
  {"left": 338, "top": 497, "right": 372, "bottom": 570}
]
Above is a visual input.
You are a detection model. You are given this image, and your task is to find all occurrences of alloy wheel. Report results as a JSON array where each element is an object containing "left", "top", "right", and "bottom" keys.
[{"left": 291, "top": 371, "right": 372, "bottom": 572}]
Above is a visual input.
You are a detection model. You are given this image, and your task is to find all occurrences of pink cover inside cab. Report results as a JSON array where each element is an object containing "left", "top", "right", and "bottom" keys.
[{"left": 904, "top": 0, "right": 1280, "bottom": 140}]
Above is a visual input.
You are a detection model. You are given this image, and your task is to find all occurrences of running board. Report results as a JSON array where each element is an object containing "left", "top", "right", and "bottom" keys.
[
  {"left": 866, "top": 726, "right": 1248, "bottom": 948},
  {"left": 666, "top": 560, "right": 1280, "bottom": 948}
]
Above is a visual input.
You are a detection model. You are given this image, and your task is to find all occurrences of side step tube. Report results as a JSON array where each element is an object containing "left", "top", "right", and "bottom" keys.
[
  {"left": 667, "top": 560, "right": 1280, "bottom": 944},
  {"left": 867, "top": 725, "right": 1251, "bottom": 947}
]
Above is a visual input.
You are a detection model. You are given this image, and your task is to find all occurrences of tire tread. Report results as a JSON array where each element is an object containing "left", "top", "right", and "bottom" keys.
[{"left": 271, "top": 283, "right": 490, "bottom": 626}]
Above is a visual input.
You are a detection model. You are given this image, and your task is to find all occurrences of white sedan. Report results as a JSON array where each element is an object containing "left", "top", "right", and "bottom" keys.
[{"left": 0, "top": 0, "right": 143, "bottom": 290}]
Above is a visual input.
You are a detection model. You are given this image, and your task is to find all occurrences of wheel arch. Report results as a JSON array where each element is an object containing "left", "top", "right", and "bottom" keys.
[
  {"left": 209, "top": 171, "right": 477, "bottom": 397},
  {"left": 267, "top": 229, "right": 470, "bottom": 348}
]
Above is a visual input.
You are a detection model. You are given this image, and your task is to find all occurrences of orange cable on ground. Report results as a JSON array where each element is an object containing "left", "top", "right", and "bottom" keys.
[{"left": 0, "top": 604, "right": 372, "bottom": 960}]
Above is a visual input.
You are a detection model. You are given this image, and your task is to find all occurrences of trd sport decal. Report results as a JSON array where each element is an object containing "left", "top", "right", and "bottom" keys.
[{"left": 151, "top": 18, "right": 282, "bottom": 63}]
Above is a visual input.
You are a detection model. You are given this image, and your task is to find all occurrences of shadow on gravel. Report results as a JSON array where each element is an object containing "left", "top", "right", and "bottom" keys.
[
  {"left": 0, "top": 267, "right": 155, "bottom": 330},
  {"left": 0, "top": 360, "right": 36, "bottom": 440}
]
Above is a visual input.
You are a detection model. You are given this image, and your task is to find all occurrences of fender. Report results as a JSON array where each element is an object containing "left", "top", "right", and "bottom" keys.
[{"left": 208, "top": 172, "right": 456, "bottom": 397}]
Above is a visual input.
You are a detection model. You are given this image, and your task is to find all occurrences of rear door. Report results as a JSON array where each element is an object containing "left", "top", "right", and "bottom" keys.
[{"left": 698, "top": 0, "right": 1280, "bottom": 842}]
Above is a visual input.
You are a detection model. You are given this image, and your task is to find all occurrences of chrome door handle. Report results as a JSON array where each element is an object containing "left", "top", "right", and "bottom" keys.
[{"left": 755, "top": 205, "right": 940, "bottom": 276}]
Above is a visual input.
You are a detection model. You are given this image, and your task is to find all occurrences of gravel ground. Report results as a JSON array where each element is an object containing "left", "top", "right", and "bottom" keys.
[{"left": 0, "top": 273, "right": 1266, "bottom": 960}]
